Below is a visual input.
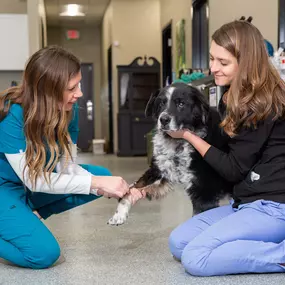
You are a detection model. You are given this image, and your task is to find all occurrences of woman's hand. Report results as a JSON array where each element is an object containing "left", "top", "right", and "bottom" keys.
[
  {"left": 91, "top": 176, "right": 130, "bottom": 199},
  {"left": 128, "top": 187, "right": 146, "bottom": 205},
  {"left": 168, "top": 129, "right": 211, "bottom": 157},
  {"left": 167, "top": 129, "right": 190, "bottom": 139}
]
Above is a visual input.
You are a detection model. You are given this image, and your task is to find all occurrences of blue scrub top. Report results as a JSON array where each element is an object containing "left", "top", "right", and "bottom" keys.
[{"left": 0, "top": 103, "right": 79, "bottom": 186}]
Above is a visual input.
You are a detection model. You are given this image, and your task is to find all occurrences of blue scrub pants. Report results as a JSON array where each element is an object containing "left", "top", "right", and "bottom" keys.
[
  {"left": 0, "top": 164, "right": 111, "bottom": 269},
  {"left": 169, "top": 200, "right": 285, "bottom": 276}
]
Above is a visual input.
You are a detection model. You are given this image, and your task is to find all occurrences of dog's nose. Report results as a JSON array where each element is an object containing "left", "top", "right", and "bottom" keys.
[{"left": 160, "top": 115, "right": 171, "bottom": 126}]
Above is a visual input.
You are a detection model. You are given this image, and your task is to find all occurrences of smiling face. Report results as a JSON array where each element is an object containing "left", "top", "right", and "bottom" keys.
[
  {"left": 146, "top": 83, "right": 209, "bottom": 135},
  {"left": 209, "top": 40, "right": 239, "bottom": 86},
  {"left": 62, "top": 71, "right": 83, "bottom": 111}
]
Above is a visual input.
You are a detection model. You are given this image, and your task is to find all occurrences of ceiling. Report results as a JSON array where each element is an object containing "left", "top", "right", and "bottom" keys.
[{"left": 44, "top": 0, "right": 111, "bottom": 27}]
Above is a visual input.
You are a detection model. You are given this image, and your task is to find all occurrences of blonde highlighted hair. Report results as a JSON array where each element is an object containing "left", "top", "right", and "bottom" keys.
[
  {"left": 0, "top": 46, "right": 81, "bottom": 188},
  {"left": 212, "top": 20, "right": 285, "bottom": 136}
]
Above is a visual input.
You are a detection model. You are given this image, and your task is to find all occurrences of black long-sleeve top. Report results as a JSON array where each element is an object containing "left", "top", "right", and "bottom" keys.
[{"left": 204, "top": 97, "right": 285, "bottom": 208}]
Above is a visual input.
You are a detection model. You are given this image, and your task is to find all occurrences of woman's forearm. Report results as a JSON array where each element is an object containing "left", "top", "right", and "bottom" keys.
[{"left": 183, "top": 131, "right": 211, "bottom": 157}]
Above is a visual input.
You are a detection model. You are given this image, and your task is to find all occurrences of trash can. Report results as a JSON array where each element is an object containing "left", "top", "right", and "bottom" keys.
[{"left": 92, "top": 139, "right": 105, "bottom": 155}]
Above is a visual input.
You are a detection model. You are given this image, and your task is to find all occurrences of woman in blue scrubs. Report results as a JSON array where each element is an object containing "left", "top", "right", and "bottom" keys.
[{"left": 0, "top": 46, "right": 133, "bottom": 269}]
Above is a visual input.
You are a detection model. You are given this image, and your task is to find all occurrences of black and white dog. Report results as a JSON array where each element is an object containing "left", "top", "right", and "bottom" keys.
[{"left": 108, "top": 83, "right": 232, "bottom": 225}]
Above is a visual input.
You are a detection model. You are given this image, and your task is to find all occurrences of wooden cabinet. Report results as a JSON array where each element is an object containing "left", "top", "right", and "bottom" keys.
[{"left": 117, "top": 56, "right": 160, "bottom": 156}]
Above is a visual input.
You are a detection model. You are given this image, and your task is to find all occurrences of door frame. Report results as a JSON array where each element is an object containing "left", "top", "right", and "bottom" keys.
[
  {"left": 162, "top": 21, "right": 172, "bottom": 86},
  {"left": 77, "top": 62, "right": 94, "bottom": 152},
  {"left": 279, "top": 0, "right": 285, "bottom": 48},
  {"left": 107, "top": 45, "right": 114, "bottom": 153},
  {"left": 192, "top": 0, "right": 209, "bottom": 69}
]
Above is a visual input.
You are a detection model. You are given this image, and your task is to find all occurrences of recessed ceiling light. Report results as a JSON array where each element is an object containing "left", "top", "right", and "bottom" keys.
[{"left": 59, "top": 4, "right": 85, "bottom": 17}]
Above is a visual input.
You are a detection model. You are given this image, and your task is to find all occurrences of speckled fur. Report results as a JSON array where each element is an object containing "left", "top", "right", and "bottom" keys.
[{"left": 108, "top": 83, "right": 232, "bottom": 225}]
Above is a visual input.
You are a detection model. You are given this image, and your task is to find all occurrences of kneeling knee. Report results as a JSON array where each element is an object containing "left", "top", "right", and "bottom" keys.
[
  {"left": 26, "top": 239, "right": 61, "bottom": 269},
  {"left": 181, "top": 256, "right": 204, "bottom": 276},
  {"left": 168, "top": 230, "right": 186, "bottom": 261},
  {"left": 181, "top": 246, "right": 213, "bottom": 277}
]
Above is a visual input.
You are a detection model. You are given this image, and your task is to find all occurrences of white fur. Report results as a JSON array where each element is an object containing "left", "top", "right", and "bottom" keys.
[
  {"left": 153, "top": 131, "right": 195, "bottom": 189},
  {"left": 108, "top": 198, "right": 132, "bottom": 225},
  {"left": 158, "top": 86, "right": 177, "bottom": 131},
  {"left": 166, "top": 86, "right": 175, "bottom": 103}
]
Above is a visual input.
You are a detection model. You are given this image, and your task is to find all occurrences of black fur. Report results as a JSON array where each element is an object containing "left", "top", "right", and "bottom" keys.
[{"left": 135, "top": 83, "right": 233, "bottom": 214}]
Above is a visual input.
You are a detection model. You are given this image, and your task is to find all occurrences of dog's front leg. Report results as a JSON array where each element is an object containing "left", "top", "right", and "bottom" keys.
[
  {"left": 108, "top": 177, "right": 173, "bottom": 226},
  {"left": 107, "top": 191, "right": 135, "bottom": 226},
  {"left": 107, "top": 195, "right": 133, "bottom": 226}
]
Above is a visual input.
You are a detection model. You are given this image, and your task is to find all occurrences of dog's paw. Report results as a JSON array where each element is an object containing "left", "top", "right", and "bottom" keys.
[
  {"left": 107, "top": 212, "right": 128, "bottom": 226},
  {"left": 107, "top": 198, "right": 131, "bottom": 226}
]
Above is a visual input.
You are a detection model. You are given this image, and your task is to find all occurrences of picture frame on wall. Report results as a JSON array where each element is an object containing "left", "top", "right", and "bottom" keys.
[{"left": 176, "top": 19, "right": 186, "bottom": 76}]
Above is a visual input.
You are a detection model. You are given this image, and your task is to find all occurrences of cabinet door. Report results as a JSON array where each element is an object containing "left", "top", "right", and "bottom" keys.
[
  {"left": 131, "top": 73, "right": 160, "bottom": 111},
  {"left": 131, "top": 115, "right": 154, "bottom": 155},
  {"left": 117, "top": 112, "right": 131, "bottom": 156}
]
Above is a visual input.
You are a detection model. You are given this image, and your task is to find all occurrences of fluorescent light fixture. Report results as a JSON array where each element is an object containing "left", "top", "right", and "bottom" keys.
[{"left": 59, "top": 4, "right": 85, "bottom": 17}]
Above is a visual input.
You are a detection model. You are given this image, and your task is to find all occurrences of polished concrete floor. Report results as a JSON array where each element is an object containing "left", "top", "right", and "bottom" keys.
[{"left": 1, "top": 154, "right": 285, "bottom": 285}]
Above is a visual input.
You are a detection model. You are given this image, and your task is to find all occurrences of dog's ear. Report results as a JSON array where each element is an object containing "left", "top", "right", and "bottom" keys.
[
  {"left": 201, "top": 102, "right": 209, "bottom": 124},
  {"left": 200, "top": 91, "right": 210, "bottom": 124},
  {"left": 191, "top": 87, "right": 210, "bottom": 124},
  {"left": 145, "top": 89, "right": 160, "bottom": 118}
]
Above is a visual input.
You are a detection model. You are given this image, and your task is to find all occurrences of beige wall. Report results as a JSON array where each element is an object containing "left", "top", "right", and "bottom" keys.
[
  {"left": 48, "top": 26, "right": 102, "bottom": 139},
  {"left": 209, "top": 0, "right": 278, "bottom": 49},
  {"left": 27, "top": 0, "right": 47, "bottom": 55},
  {"left": 0, "top": 0, "right": 27, "bottom": 13},
  {"left": 160, "top": 0, "right": 192, "bottom": 72},
  {"left": 112, "top": 0, "right": 161, "bottom": 66},
  {"left": 101, "top": 0, "right": 161, "bottom": 152},
  {"left": 39, "top": 0, "right": 47, "bottom": 48}
]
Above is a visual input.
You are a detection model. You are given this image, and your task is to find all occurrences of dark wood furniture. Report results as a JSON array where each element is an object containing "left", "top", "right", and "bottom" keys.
[{"left": 117, "top": 56, "right": 160, "bottom": 156}]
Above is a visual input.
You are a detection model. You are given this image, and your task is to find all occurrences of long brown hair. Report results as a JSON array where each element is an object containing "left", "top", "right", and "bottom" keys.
[
  {"left": 0, "top": 46, "right": 81, "bottom": 188},
  {"left": 212, "top": 20, "right": 285, "bottom": 137}
]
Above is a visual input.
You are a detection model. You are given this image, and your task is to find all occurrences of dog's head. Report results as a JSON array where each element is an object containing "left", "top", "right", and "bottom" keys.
[{"left": 145, "top": 83, "right": 209, "bottom": 134}]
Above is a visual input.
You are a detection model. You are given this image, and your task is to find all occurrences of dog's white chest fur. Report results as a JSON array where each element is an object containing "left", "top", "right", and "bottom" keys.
[{"left": 153, "top": 132, "right": 195, "bottom": 189}]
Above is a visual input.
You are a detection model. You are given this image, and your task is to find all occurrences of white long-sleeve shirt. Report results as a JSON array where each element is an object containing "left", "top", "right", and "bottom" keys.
[{"left": 5, "top": 151, "right": 92, "bottom": 194}]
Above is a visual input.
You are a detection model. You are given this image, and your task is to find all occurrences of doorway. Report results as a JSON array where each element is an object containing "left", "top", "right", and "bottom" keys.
[
  {"left": 77, "top": 63, "right": 94, "bottom": 152},
  {"left": 107, "top": 45, "right": 114, "bottom": 153},
  {"left": 279, "top": 0, "right": 285, "bottom": 48},
  {"left": 192, "top": 0, "right": 209, "bottom": 69},
  {"left": 162, "top": 23, "right": 172, "bottom": 86}
]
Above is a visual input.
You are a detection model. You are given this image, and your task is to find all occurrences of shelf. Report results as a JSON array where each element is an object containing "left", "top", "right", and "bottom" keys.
[{"left": 132, "top": 84, "right": 159, "bottom": 88}]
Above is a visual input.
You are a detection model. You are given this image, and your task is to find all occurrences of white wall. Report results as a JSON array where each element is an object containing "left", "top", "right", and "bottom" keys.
[{"left": 0, "top": 14, "right": 29, "bottom": 70}]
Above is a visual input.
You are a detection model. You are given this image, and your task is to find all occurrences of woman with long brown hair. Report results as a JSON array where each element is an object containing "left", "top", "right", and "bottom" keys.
[
  {"left": 0, "top": 46, "right": 134, "bottom": 269},
  {"left": 168, "top": 20, "right": 285, "bottom": 276}
]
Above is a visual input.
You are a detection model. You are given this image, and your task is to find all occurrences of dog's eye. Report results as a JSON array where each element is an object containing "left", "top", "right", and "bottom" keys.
[{"left": 177, "top": 102, "right": 185, "bottom": 108}]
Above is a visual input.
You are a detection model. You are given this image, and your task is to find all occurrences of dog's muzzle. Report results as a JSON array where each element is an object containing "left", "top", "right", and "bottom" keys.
[{"left": 159, "top": 114, "right": 171, "bottom": 127}]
